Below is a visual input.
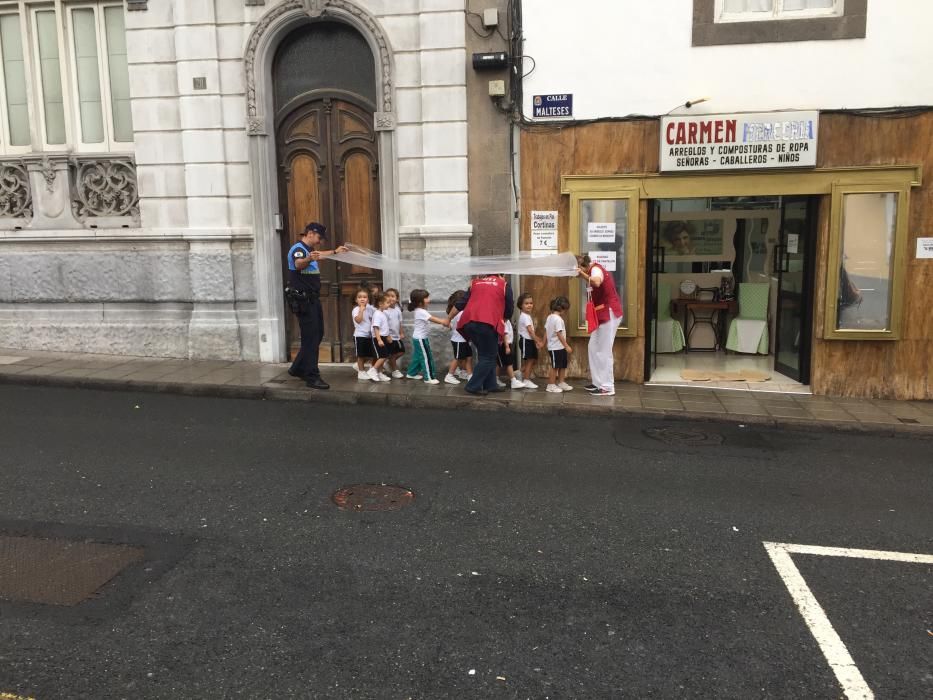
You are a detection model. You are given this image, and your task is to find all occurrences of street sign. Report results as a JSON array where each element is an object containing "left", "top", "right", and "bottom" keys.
[{"left": 533, "top": 94, "right": 573, "bottom": 119}]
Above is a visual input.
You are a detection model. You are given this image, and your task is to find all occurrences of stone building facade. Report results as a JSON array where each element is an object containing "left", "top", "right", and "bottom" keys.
[{"left": 0, "top": 0, "right": 514, "bottom": 364}]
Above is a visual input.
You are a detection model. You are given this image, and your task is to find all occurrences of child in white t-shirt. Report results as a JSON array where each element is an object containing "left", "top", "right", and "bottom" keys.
[
  {"left": 497, "top": 318, "right": 524, "bottom": 389},
  {"left": 384, "top": 288, "right": 405, "bottom": 379},
  {"left": 405, "top": 288, "right": 449, "bottom": 384},
  {"left": 351, "top": 288, "right": 374, "bottom": 379},
  {"left": 516, "top": 292, "right": 545, "bottom": 389},
  {"left": 367, "top": 292, "right": 393, "bottom": 382},
  {"left": 544, "top": 296, "right": 573, "bottom": 393},
  {"left": 444, "top": 290, "right": 473, "bottom": 385}
]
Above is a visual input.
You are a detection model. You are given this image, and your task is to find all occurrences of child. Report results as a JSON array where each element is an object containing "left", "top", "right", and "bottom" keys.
[
  {"left": 384, "top": 288, "right": 405, "bottom": 379},
  {"left": 444, "top": 290, "right": 473, "bottom": 385},
  {"left": 406, "top": 289, "right": 449, "bottom": 384},
  {"left": 517, "top": 293, "right": 545, "bottom": 389},
  {"left": 498, "top": 316, "right": 524, "bottom": 389},
  {"left": 545, "top": 296, "right": 573, "bottom": 393},
  {"left": 352, "top": 288, "right": 374, "bottom": 380},
  {"left": 367, "top": 292, "right": 393, "bottom": 382}
]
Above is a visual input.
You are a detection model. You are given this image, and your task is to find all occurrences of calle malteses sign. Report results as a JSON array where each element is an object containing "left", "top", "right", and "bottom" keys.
[{"left": 659, "top": 111, "right": 819, "bottom": 172}]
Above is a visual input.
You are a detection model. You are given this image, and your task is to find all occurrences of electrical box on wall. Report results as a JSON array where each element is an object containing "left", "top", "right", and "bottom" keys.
[
  {"left": 472, "top": 52, "right": 509, "bottom": 71},
  {"left": 488, "top": 80, "right": 506, "bottom": 97},
  {"left": 482, "top": 9, "right": 499, "bottom": 27}
]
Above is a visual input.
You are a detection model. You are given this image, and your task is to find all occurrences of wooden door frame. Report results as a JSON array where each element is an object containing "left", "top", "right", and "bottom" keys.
[{"left": 243, "top": 7, "right": 399, "bottom": 364}]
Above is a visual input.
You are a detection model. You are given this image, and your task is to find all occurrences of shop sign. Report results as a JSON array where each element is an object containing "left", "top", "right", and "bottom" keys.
[
  {"left": 533, "top": 94, "right": 573, "bottom": 119},
  {"left": 660, "top": 111, "right": 818, "bottom": 172},
  {"left": 917, "top": 237, "right": 933, "bottom": 259}
]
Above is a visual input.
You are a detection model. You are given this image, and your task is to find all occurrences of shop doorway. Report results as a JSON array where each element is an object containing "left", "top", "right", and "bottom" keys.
[
  {"left": 273, "top": 22, "right": 382, "bottom": 363},
  {"left": 645, "top": 195, "right": 817, "bottom": 390}
]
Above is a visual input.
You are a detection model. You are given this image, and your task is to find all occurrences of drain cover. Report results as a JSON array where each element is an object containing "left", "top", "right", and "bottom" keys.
[
  {"left": 0, "top": 536, "right": 144, "bottom": 606},
  {"left": 332, "top": 484, "right": 414, "bottom": 511},
  {"left": 643, "top": 426, "right": 724, "bottom": 446}
]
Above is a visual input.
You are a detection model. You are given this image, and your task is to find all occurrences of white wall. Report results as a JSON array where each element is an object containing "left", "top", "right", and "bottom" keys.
[{"left": 521, "top": 0, "right": 933, "bottom": 118}]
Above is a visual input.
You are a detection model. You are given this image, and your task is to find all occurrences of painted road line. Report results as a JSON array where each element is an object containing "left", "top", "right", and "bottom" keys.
[
  {"left": 0, "top": 693, "right": 35, "bottom": 700},
  {"left": 763, "top": 541, "right": 933, "bottom": 700}
]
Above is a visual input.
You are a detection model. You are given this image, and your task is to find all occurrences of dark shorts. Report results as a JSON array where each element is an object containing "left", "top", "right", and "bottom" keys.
[
  {"left": 548, "top": 348, "right": 568, "bottom": 370},
  {"left": 355, "top": 336, "right": 374, "bottom": 359},
  {"left": 390, "top": 339, "right": 405, "bottom": 355},
  {"left": 371, "top": 337, "right": 393, "bottom": 359},
  {"left": 451, "top": 341, "right": 472, "bottom": 359},
  {"left": 519, "top": 337, "right": 538, "bottom": 361},
  {"left": 497, "top": 344, "right": 515, "bottom": 367}
]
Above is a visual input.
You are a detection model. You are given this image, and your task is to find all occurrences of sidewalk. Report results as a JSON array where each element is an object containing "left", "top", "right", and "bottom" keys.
[{"left": 1, "top": 347, "right": 931, "bottom": 436}]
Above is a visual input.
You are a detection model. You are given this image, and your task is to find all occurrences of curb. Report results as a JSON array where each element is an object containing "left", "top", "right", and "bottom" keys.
[{"left": 1, "top": 371, "right": 931, "bottom": 439}]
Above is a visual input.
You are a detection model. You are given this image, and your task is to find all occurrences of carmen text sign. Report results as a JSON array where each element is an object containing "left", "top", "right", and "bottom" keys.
[{"left": 660, "top": 111, "right": 819, "bottom": 172}]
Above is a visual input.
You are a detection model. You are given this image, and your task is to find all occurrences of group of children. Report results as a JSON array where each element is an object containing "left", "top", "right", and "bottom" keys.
[{"left": 351, "top": 284, "right": 577, "bottom": 393}]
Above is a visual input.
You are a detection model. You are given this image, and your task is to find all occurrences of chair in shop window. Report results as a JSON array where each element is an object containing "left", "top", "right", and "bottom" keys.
[
  {"left": 652, "top": 283, "right": 685, "bottom": 353},
  {"left": 724, "top": 282, "right": 770, "bottom": 354}
]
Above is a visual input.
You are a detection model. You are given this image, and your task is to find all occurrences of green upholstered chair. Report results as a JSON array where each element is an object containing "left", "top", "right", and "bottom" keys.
[
  {"left": 725, "top": 282, "right": 770, "bottom": 354},
  {"left": 652, "top": 283, "right": 685, "bottom": 353}
]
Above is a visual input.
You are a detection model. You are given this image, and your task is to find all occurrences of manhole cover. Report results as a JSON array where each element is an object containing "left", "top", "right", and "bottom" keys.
[
  {"left": 0, "top": 536, "right": 144, "bottom": 606},
  {"left": 332, "top": 484, "right": 415, "bottom": 511},
  {"left": 643, "top": 426, "right": 724, "bottom": 446}
]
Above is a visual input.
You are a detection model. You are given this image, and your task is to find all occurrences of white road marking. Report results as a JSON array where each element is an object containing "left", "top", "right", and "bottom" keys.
[{"left": 764, "top": 541, "right": 933, "bottom": 700}]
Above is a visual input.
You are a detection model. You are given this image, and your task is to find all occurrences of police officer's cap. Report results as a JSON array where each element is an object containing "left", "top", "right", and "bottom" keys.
[{"left": 305, "top": 222, "right": 327, "bottom": 238}]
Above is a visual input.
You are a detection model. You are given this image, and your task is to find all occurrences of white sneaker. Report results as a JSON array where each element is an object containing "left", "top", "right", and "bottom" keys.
[
  {"left": 357, "top": 370, "right": 369, "bottom": 380},
  {"left": 455, "top": 369, "right": 469, "bottom": 380},
  {"left": 392, "top": 370, "right": 403, "bottom": 379},
  {"left": 522, "top": 379, "right": 538, "bottom": 389},
  {"left": 515, "top": 371, "right": 524, "bottom": 381},
  {"left": 546, "top": 384, "right": 563, "bottom": 393},
  {"left": 379, "top": 373, "right": 392, "bottom": 382},
  {"left": 510, "top": 377, "right": 525, "bottom": 389},
  {"left": 406, "top": 374, "right": 423, "bottom": 380},
  {"left": 444, "top": 374, "right": 460, "bottom": 385},
  {"left": 367, "top": 367, "right": 381, "bottom": 382},
  {"left": 496, "top": 380, "right": 506, "bottom": 389},
  {"left": 424, "top": 378, "right": 440, "bottom": 385},
  {"left": 558, "top": 382, "right": 573, "bottom": 391}
]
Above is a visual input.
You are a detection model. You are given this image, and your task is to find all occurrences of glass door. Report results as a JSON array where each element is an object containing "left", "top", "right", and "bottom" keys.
[
  {"left": 773, "top": 196, "right": 816, "bottom": 382},
  {"left": 645, "top": 201, "right": 663, "bottom": 380}
]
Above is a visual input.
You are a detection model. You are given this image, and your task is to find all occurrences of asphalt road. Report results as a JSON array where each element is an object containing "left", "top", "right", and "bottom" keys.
[{"left": 0, "top": 385, "right": 930, "bottom": 699}]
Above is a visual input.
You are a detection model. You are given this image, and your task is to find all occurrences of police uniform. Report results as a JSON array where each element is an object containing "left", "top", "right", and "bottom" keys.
[{"left": 287, "top": 239, "right": 324, "bottom": 382}]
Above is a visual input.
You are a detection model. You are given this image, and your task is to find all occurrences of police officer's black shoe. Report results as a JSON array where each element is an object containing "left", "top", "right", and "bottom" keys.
[
  {"left": 305, "top": 376, "right": 329, "bottom": 390},
  {"left": 288, "top": 368, "right": 304, "bottom": 378}
]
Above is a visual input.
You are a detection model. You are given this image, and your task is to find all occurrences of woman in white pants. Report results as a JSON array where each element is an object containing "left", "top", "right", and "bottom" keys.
[{"left": 577, "top": 255, "right": 623, "bottom": 396}]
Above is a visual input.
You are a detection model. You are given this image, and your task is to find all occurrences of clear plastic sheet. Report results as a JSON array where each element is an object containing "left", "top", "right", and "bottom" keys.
[{"left": 329, "top": 244, "right": 580, "bottom": 277}]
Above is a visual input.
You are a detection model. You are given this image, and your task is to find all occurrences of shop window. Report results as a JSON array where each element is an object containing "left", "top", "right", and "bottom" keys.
[
  {"left": 567, "top": 189, "right": 640, "bottom": 338},
  {"left": 0, "top": 1, "right": 132, "bottom": 153},
  {"left": 693, "top": 0, "right": 866, "bottom": 46},
  {"left": 824, "top": 185, "right": 909, "bottom": 340}
]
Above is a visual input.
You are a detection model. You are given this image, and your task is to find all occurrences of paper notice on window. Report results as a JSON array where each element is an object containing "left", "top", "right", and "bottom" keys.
[
  {"left": 531, "top": 211, "right": 558, "bottom": 250},
  {"left": 587, "top": 222, "right": 616, "bottom": 243},
  {"left": 917, "top": 237, "right": 933, "bottom": 259},
  {"left": 590, "top": 250, "right": 616, "bottom": 272},
  {"left": 786, "top": 233, "right": 799, "bottom": 254}
]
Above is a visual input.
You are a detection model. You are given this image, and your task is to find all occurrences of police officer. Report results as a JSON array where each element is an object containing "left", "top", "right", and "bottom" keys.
[{"left": 286, "top": 222, "right": 345, "bottom": 389}]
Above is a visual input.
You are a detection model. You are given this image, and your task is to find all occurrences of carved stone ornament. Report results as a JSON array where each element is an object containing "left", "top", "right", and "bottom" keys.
[
  {"left": 245, "top": 0, "right": 394, "bottom": 131},
  {"left": 0, "top": 160, "right": 32, "bottom": 219},
  {"left": 374, "top": 112, "right": 395, "bottom": 131},
  {"left": 40, "top": 156, "right": 56, "bottom": 193},
  {"left": 247, "top": 116, "right": 266, "bottom": 135},
  {"left": 70, "top": 157, "right": 139, "bottom": 220}
]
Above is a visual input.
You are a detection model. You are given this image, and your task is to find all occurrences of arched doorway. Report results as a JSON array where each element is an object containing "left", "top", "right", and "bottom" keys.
[{"left": 273, "top": 21, "right": 382, "bottom": 363}]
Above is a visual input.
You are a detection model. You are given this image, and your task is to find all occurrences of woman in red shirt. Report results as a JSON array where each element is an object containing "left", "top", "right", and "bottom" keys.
[{"left": 577, "top": 255, "right": 623, "bottom": 396}]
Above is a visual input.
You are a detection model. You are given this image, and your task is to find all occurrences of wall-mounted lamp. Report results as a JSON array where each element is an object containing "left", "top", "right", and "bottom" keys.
[{"left": 684, "top": 97, "right": 710, "bottom": 109}]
